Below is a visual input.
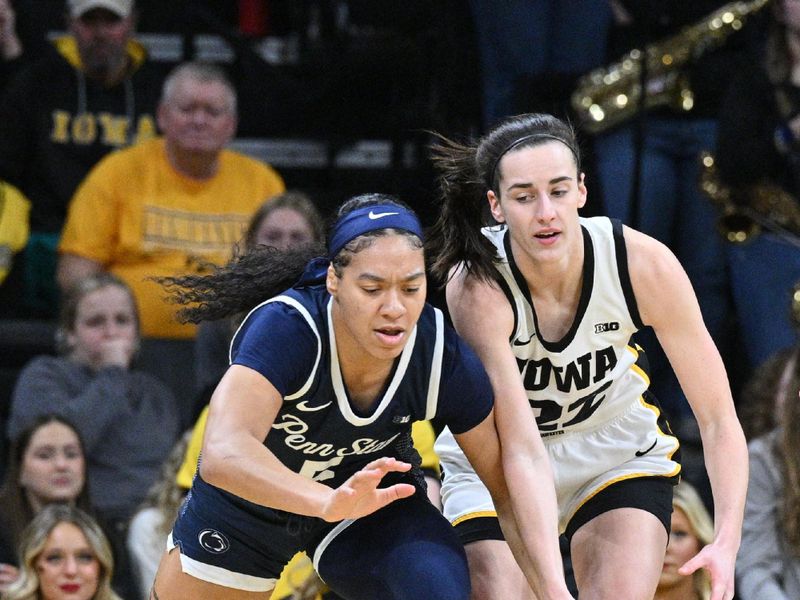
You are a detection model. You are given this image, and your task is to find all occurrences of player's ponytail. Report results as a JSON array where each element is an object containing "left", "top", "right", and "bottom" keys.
[
  {"left": 159, "top": 243, "right": 325, "bottom": 324},
  {"left": 426, "top": 133, "right": 500, "bottom": 285}
]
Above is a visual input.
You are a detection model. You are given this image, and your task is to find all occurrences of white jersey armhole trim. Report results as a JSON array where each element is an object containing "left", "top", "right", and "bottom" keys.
[
  {"left": 328, "top": 297, "right": 418, "bottom": 426},
  {"left": 424, "top": 307, "right": 444, "bottom": 420},
  {"left": 229, "top": 295, "right": 322, "bottom": 401}
]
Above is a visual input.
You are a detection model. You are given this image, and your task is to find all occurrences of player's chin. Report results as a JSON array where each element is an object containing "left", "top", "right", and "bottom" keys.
[{"left": 368, "top": 344, "right": 406, "bottom": 362}]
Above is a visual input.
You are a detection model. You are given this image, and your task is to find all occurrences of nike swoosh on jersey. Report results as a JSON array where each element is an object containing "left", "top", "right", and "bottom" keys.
[
  {"left": 296, "top": 401, "right": 333, "bottom": 412},
  {"left": 368, "top": 211, "right": 400, "bottom": 219},
  {"left": 635, "top": 438, "right": 658, "bottom": 457},
  {"left": 512, "top": 334, "right": 536, "bottom": 346}
]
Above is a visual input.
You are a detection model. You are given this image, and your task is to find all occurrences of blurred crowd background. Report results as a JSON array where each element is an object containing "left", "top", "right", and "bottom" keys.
[{"left": 0, "top": 1, "right": 798, "bottom": 599}]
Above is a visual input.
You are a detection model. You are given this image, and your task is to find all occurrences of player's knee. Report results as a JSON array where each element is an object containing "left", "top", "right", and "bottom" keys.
[
  {"left": 387, "top": 545, "right": 470, "bottom": 600},
  {"left": 321, "top": 544, "right": 470, "bottom": 600}
]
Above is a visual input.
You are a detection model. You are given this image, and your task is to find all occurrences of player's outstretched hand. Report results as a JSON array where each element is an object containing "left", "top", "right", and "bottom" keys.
[
  {"left": 319, "top": 457, "right": 415, "bottom": 522},
  {"left": 678, "top": 541, "right": 737, "bottom": 600}
]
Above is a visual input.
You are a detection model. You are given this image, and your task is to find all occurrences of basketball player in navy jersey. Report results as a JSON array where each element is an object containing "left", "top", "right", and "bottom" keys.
[
  {"left": 148, "top": 194, "right": 574, "bottom": 600},
  {"left": 427, "top": 113, "right": 747, "bottom": 600}
]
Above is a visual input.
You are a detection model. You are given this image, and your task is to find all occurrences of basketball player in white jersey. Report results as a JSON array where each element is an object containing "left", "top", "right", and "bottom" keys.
[{"left": 427, "top": 113, "right": 747, "bottom": 600}]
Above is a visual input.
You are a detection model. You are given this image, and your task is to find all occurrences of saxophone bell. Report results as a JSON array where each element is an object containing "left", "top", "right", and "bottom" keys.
[{"left": 571, "top": 0, "right": 770, "bottom": 134}]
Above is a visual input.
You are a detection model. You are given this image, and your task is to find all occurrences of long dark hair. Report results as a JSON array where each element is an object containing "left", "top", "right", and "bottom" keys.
[
  {"left": 160, "top": 193, "right": 422, "bottom": 324},
  {"left": 0, "top": 415, "right": 93, "bottom": 555},
  {"left": 426, "top": 113, "right": 582, "bottom": 285},
  {"left": 738, "top": 346, "right": 799, "bottom": 441},
  {"left": 773, "top": 347, "right": 800, "bottom": 556}
]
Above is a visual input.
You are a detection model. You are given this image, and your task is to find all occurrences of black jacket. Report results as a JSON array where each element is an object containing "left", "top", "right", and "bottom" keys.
[{"left": 0, "top": 36, "right": 166, "bottom": 233}]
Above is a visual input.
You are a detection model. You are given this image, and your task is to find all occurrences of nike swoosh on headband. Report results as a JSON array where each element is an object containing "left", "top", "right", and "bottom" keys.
[{"left": 368, "top": 210, "right": 400, "bottom": 219}]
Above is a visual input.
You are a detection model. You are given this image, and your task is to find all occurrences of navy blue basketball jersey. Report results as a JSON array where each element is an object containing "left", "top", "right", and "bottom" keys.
[{"left": 201, "top": 284, "right": 493, "bottom": 519}]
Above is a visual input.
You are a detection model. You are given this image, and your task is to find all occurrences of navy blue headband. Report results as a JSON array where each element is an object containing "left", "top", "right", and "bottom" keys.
[
  {"left": 296, "top": 204, "right": 423, "bottom": 286},
  {"left": 327, "top": 204, "right": 423, "bottom": 258},
  {"left": 488, "top": 133, "right": 576, "bottom": 190}
]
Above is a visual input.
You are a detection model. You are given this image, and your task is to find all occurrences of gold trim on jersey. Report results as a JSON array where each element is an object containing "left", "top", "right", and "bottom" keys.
[
  {"left": 625, "top": 343, "right": 652, "bottom": 386},
  {"left": 452, "top": 510, "right": 498, "bottom": 526}
]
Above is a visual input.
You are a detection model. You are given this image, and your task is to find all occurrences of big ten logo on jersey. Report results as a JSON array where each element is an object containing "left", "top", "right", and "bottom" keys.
[
  {"left": 50, "top": 110, "right": 156, "bottom": 147},
  {"left": 594, "top": 321, "right": 620, "bottom": 333},
  {"left": 517, "top": 346, "right": 617, "bottom": 435}
]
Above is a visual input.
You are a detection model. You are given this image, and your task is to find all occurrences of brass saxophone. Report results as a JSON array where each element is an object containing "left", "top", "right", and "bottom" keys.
[
  {"left": 571, "top": 0, "right": 770, "bottom": 134},
  {"left": 699, "top": 152, "right": 800, "bottom": 246}
]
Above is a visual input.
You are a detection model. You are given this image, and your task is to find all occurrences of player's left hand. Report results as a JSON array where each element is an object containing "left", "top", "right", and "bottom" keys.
[
  {"left": 319, "top": 457, "right": 415, "bottom": 522},
  {"left": 678, "top": 541, "right": 736, "bottom": 600}
]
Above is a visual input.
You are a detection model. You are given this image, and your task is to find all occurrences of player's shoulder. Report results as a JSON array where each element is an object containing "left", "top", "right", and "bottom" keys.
[
  {"left": 240, "top": 287, "right": 325, "bottom": 332},
  {"left": 621, "top": 224, "right": 682, "bottom": 278}
]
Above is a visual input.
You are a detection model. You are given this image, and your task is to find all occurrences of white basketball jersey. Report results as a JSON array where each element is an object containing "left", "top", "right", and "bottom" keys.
[{"left": 483, "top": 217, "right": 650, "bottom": 438}]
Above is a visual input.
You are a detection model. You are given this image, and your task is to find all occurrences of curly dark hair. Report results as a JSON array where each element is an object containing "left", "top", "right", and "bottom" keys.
[{"left": 771, "top": 347, "right": 800, "bottom": 556}]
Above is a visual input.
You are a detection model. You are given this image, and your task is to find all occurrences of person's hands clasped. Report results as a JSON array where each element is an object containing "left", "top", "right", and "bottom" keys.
[
  {"left": 678, "top": 540, "right": 737, "bottom": 600},
  {"left": 96, "top": 338, "right": 136, "bottom": 369},
  {"left": 319, "top": 457, "right": 415, "bottom": 522},
  {"left": 0, "top": 562, "right": 19, "bottom": 591}
]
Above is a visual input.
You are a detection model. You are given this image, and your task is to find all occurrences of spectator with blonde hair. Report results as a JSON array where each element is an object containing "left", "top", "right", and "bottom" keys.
[
  {"left": 2, "top": 504, "right": 121, "bottom": 600},
  {"left": 126, "top": 433, "right": 191, "bottom": 599}
]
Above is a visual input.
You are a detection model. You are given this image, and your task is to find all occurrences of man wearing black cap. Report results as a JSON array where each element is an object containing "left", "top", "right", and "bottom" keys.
[{"left": 0, "top": 0, "right": 164, "bottom": 319}]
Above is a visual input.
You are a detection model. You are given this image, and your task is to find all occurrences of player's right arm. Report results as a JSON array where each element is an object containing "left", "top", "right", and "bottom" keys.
[
  {"left": 446, "top": 264, "right": 569, "bottom": 599},
  {"left": 199, "top": 364, "right": 414, "bottom": 522}
]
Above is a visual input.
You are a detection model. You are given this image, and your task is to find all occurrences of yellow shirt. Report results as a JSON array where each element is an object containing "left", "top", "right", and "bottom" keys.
[{"left": 60, "top": 138, "right": 285, "bottom": 338}]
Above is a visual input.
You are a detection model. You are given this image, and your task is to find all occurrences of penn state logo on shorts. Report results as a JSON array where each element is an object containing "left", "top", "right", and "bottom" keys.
[{"left": 198, "top": 529, "right": 230, "bottom": 554}]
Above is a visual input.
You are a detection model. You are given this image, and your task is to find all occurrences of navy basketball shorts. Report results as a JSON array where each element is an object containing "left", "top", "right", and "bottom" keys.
[
  {"left": 170, "top": 476, "right": 470, "bottom": 598},
  {"left": 169, "top": 476, "right": 325, "bottom": 592}
]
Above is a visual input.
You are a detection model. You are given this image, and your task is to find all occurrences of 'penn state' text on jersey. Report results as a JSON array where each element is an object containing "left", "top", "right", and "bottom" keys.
[{"left": 484, "top": 217, "right": 650, "bottom": 437}]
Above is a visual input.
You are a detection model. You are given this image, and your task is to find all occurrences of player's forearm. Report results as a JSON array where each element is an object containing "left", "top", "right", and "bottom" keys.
[
  {"left": 700, "top": 416, "right": 748, "bottom": 548},
  {"left": 200, "top": 434, "right": 332, "bottom": 518},
  {"left": 499, "top": 452, "right": 573, "bottom": 599}
]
